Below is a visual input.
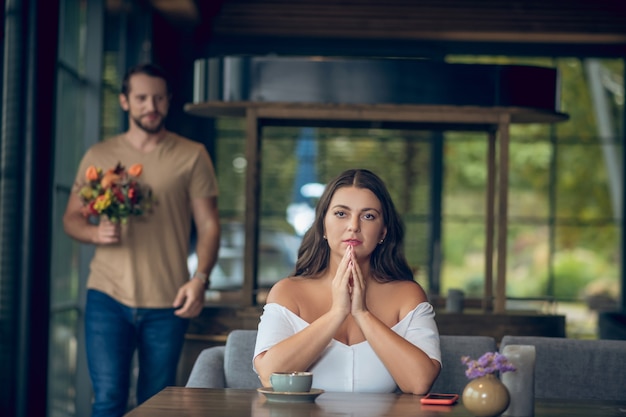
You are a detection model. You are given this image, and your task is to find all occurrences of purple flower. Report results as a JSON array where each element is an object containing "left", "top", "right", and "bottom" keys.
[{"left": 461, "top": 352, "right": 516, "bottom": 379}]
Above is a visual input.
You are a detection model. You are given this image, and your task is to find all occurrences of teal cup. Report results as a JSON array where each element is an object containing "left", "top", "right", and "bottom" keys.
[{"left": 269, "top": 371, "right": 313, "bottom": 392}]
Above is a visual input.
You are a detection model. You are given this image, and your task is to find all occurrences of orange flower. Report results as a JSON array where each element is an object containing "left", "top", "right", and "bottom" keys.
[
  {"left": 85, "top": 166, "right": 99, "bottom": 182},
  {"left": 128, "top": 164, "right": 143, "bottom": 177},
  {"left": 101, "top": 173, "right": 120, "bottom": 189}
]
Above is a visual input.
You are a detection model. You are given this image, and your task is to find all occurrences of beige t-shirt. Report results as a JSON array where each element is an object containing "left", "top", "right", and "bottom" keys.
[{"left": 73, "top": 133, "right": 218, "bottom": 308}]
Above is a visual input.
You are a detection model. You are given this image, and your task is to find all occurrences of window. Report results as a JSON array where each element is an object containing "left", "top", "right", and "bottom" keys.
[{"left": 207, "top": 57, "right": 624, "bottom": 338}]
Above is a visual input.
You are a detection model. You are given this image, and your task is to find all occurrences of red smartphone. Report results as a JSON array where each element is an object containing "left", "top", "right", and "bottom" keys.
[{"left": 420, "top": 393, "right": 459, "bottom": 405}]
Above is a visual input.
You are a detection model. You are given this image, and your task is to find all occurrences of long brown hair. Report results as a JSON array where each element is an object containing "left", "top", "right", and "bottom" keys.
[{"left": 294, "top": 169, "right": 414, "bottom": 282}]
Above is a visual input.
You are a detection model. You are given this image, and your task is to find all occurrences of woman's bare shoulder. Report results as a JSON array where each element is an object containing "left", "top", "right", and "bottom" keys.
[
  {"left": 382, "top": 280, "right": 429, "bottom": 313},
  {"left": 385, "top": 279, "right": 427, "bottom": 297},
  {"left": 266, "top": 276, "right": 310, "bottom": 310}
]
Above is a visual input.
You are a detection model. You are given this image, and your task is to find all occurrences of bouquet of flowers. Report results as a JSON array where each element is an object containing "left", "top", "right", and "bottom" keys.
[
  {"left": 77, "top": 162, "right": 154, "bottom": 224},
  {"left": 461, "top": 352, "right": 516, "bottom": 379}
]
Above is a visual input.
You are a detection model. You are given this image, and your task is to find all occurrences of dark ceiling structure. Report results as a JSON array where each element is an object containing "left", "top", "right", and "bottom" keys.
[{"left": 146, "top": 0, "right": 626, "bottom": 57}]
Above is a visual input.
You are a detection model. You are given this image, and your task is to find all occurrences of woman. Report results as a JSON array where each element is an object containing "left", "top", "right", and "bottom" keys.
[{"left": 253, "top": 169, "right": 441, "bottom": 394}]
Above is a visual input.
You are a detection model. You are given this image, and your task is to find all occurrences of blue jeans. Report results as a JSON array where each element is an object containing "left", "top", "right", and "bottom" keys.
[{"left": 85, "top": 289, "right": 189, "bottom": 417}]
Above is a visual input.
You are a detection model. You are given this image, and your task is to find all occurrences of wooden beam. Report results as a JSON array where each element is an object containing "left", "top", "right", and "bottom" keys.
[{"left": 184, "top": 102, "right": 568, "bottom": 125}]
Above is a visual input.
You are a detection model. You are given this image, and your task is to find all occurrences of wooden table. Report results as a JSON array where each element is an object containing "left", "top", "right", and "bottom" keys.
[{"left": 124, "top": 387, "right": 626, "bottom": 417}]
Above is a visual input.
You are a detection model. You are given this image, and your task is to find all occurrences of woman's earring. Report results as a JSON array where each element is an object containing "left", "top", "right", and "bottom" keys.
[
  {"left": 323, "top": 235, "right": 327, "bottom": 240},
  {"left": 378, "top": 239, "right": 384, "bottom": 244}
]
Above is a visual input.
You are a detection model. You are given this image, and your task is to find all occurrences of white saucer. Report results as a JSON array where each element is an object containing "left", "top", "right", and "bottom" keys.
[{"left": 257, "top": 387, "right": 324, "bottom": 403}]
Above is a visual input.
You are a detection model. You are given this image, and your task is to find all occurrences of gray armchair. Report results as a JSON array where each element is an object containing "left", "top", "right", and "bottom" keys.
[
  {"left": 186, "top": 329, "right": 496, "bottom": 394},
  {"left": 186, "top": 329, "right": 261, "bottom": 389},
  {"left": 500, "top": 335, "right": 626, "bottom": 401}
]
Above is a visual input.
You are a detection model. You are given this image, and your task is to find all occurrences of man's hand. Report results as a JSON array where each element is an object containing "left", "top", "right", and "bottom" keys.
[
  {"left": 94, "top": 217, "right": 121, "bottom": 244},
  {"left": 172, "top": 277, "right": 206, "bottom": 318},
  {"left": 63, "top": 192, "right": 121, "bottom": 245}
]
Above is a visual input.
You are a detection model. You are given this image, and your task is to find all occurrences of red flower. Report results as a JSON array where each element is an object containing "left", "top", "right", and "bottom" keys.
[
  {"left": 113, "top": 186, "right": 125, "bottom": 203},
  {"left": 81, "top": 200, "right": 98, "bottom": 217}
]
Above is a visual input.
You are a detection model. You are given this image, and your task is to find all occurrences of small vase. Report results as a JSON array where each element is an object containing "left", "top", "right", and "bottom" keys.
[{"left": 462, "top": 374, "right": 510, "bottom": 417}]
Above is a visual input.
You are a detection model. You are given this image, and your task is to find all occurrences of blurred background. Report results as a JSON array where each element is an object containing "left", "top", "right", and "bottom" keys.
[{"left": 1, "top": 1, "right": 625, "bottom": 416}]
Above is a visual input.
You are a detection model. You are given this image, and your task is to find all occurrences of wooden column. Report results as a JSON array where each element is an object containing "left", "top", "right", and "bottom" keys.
[
  {"left": 483, "top": 130, "right": 497, "bottom": 312},
  {"left": 495, "top": 114, "right": 511, "bottom": 313},
  {"left": 243, "top": 109, "right": 261, "bottom": 306}
]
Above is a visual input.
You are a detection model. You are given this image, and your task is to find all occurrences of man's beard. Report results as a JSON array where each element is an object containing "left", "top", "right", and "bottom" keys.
[{"left": 132, "top": 113, "right": 165, "bottom": 134}]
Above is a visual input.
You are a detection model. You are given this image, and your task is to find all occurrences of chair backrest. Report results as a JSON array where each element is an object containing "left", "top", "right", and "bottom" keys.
[
  {"left": 185, "top": 345, "right": 226, "bottom": 388},
  {"left": 188, "top": 330, "right": 499, "bottom": 393},
  {"left": 500, "top": 335, "right": 626, "bottom": 401},
  {"left": 430, "top": 335, "right": 497, "bottom": 395},
  {"left": 223, "top": 329, "right": 262, "bottom": 389}
]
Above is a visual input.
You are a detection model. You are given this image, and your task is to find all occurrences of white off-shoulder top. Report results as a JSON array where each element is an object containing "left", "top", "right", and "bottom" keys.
[{"left": 253, "top": 302, "right": 441, "bottom": 393}]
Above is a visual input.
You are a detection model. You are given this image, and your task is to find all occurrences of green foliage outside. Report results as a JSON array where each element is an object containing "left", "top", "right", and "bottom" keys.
[{"left": 440, "top": 56, "right": 622, "bottom": 309}]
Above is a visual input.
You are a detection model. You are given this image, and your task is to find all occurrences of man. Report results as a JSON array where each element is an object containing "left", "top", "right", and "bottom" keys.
[{"left": 63, "top": 63, "right": 220, "bottom": 417}]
